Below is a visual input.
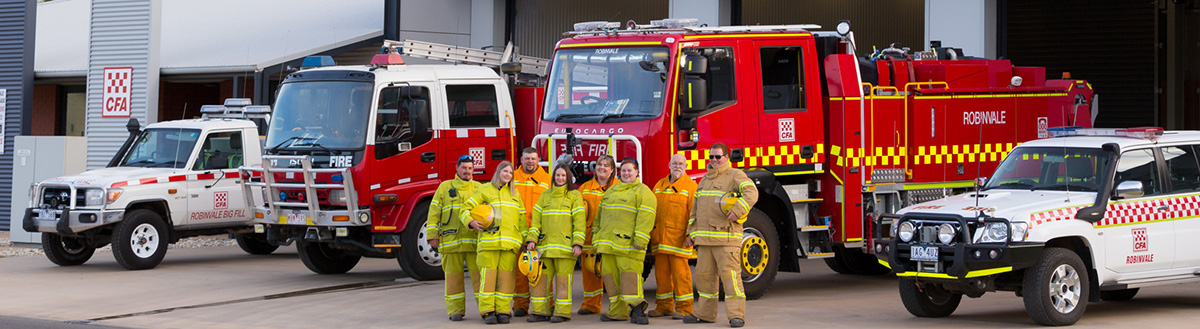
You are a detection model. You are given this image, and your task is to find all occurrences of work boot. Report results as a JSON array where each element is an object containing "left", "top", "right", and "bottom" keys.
[
  {"left": 730, "top": 318, "right": 745, "bottom": 328},
  {"left": 577, "top": 308, "right": 596, "bottom": 315},
  {"left": 682, "top": 315, "right": 713, "bottom": 324},
  {"left": 600, "top": 314, "right": 626, "bottom": 322},
  {"left": 550, "top": 316, "right": 568, "bottom": 323},
  {"left": 630, "top": 302, "right": 649, "bottom": 325},
  {"left": 527, "top": 314, "right": 550, "bottom": 322},
  {"left": 513, "top": 308, "right": 528, "bottom": 317},
  {"left": 484, "top": 313, "right": 498, "bottom": 325},
  {"left": 449, "top": 313, "right": 464, "bottom": 321},
  {"left": 497, "top": 313, "right": 511, "bottom": 324},
  {"left": 672, "top": 312, "right": 686, "bottom": 320},
  {"left": 646, "top": 310, "right": 668, "bottom": 317}
]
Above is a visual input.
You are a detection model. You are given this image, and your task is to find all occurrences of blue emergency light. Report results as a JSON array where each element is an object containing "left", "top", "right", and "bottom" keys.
[{"left": 300, "top": 56, "right": 336, "bottom": 69}]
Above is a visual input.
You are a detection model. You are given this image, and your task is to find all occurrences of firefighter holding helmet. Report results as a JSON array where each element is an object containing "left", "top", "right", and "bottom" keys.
[
  {"left": 523, "top": 164, "right": 586, "bottom": 323},
  {"left": 648, "top": 154, "right": 698, "bottom": 319},
  {"left": 685, "top": 142, "right": 757, "bottom": 328},
  {"left": 594, "top": 158, "right": 657, "bottom": 325},
  {"left": 461, "top": 160, "right": 528, "bottom": 325},
  {"left": 425, "top": 155, "right": 483, "bottom": 321}
]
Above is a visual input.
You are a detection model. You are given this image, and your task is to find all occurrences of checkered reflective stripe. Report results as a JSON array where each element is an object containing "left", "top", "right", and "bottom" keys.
[
  {"left": 111, "top": 171, "right": 243, "bottom": 188},
  {"left": 679, "top": 144, "right": 824, "bottom": 171},
  {"left": 1028, "top": 194, "right": 1200, "bottom": 229},
  {"left": 914, "top": 143, "right": 1015, "bottom": 165}
]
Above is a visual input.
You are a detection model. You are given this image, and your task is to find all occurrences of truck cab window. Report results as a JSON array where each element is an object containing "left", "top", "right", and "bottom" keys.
[
  {"left": 446, "top": 84, "right": 500, "bottom": 128},
  {"left": 1162, "top": 145, "right": 1200, "bottom": 192},
  {"left": 760, "top": 46, "right": 805, "bottom": 112},
  {"left": 375, "top": 86, "right": 432, "bottom": 159},
  {"left": 1115, "top": 149, "right": 1161, "bottom": 196},
  {"left": 193, "top": 131, "right": 244, "bottom": 171},
  {"left": 688, "top": 47, "right": 736, "bottom": 110}
]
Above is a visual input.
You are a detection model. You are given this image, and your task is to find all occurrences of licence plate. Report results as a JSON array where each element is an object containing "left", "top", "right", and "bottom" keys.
[
  {"left": 285, "top": 213, "right": 309, "bottom": 225},
  {"left": 36, "top": 210, "right": 58, "bottom": 221},
  {"left": 910, "top": 246, "right": 939, "bottom": 262}
]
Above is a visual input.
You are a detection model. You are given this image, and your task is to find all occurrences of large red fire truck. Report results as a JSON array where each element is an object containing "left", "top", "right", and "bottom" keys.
[{"left": 245, "top": 19, "right": 1095, "bottom": 299}]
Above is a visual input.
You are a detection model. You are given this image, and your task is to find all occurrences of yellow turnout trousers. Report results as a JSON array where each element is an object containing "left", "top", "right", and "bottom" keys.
[
  {"left": 442, "top": 251, "right": 480, "bottom": 316},
  {"left": 693, "top": 245, "right": 745, "bottom": 322},
  {"left": 476, "top": 250, "right": 518, "bottom": 316},
  {"left": 600, "top": 253, "right": 645, "bottom": 320},
  {"left": 530, "top": 257, "right": 576, "bottom": 318}
]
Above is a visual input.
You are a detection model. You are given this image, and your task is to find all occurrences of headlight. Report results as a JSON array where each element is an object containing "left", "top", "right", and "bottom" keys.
[
  {"left": 937, "top": 223, "right": 957, "bottom": 244},
  {"left": 329, "top": 189, "right": 347, "bottom": 205},
  {"left": 898, "top": 221, "right": 915, "bottom": 242},
  {"left": 84, "top": 189, "right": 105, "bottom": 207},
  {"left": 974, "top": 222, "right": 1009, "bottom": 243},
  {"left": 1010, "top": 222, "right": 1029, "bottom": 242}
]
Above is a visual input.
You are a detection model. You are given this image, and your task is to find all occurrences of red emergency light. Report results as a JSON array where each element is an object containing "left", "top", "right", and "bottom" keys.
[{"left": 370, "top": 54, "right": 405, "bottom": 66}]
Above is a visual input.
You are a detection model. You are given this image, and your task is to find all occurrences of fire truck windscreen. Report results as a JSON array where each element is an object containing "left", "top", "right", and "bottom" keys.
[
  {"left": 267, "top": 81, "right": 374, "bottom": 151},
  {"left": 118, "top": 128, "right": 201, "bottom": 169},
  {"left": 542, "top": 46, "right": 670, "bottom": 123},
  {"left": 983, "top": 147, "right": 1111, "bottom": 193}
]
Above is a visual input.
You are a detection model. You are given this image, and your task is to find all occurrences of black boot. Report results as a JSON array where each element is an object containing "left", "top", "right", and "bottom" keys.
[
  {"left": 527, "top": 314, "right": 550, "bottom": 322},
  {"left": 497, "top": 313, "right": 511, "bottom": 324},
  {"left": 484, "top": 312, "right": 498, "bottom": 325},
  {"left": 629, "top": 302, "right": 649, "bottom": 325},
  {"left": 550, "top": 316, "right": 568, "bottom": 323}
]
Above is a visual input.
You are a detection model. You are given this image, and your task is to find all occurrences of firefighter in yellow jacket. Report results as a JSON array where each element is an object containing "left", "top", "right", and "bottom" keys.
[
  {"left": 524, "top": 164, "right": 586, "bottom": 323},
  {"left": 511, "top": 147, "right": 550, "bottom": 316},
  {"left": 426, "top": 155, "right": 483, "bottom": 321},
  {"left": 594, "top": 158, "right": 656, "bottom": 325},
  {"left": 461, "top": 161, "right": 528, "bottom": 325},
  {"left": 648, "top": 154, "right": 697, "bottom": 319},
  {"left": 577, "top": 155, "right": 617, "bottom": 315},
  {"left": 684, "top": 143, "right": 757, "bottom": 328}
]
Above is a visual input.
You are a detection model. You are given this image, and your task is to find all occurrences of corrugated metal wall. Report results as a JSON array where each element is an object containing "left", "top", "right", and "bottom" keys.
[
  {"left": 741, "top": 0, "right": 926, "bottom": 55},
  {"left": 0, "top": 0, "right": 34, "bottom": 230},
  {"left": 511, "top": 0, "right": 670, "bottom": 59},
  {"left": 86, "top": 0, "right": 159, "bottom": 169},
  {"left": 1005, "top": 1, "right": 1155, "bottom": 128}
]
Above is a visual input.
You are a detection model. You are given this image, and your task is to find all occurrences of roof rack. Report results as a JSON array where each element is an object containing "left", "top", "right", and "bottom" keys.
[
  {"left": 200, "top": 98, "right": 272, "bottom": 121},
  {"left": 385, "top": 39, "right": 549, "bottom": 77}
]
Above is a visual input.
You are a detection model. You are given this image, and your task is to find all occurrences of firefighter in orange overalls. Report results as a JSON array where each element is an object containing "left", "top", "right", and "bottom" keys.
[
  {"left": 648, "top": 154, "right": 697, "bottom": 319},
  {"left": 511, "top": 147, "right": 550, "bottom": 317},
  {"left": 577, "top": 155, "right": 617, "bottom": 315}
]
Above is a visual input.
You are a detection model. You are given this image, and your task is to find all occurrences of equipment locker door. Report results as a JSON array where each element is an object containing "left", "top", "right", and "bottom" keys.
[{"left": 438, "top": 81, "right": 511, "bottom": 179}]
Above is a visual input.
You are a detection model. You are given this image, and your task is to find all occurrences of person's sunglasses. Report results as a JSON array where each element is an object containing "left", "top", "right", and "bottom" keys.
[
  {"left": 709, "top": 155, "right": 725, "bottom": 160},
  {"left": 458, "top": 155, "right": 474, "bottom": 162}
]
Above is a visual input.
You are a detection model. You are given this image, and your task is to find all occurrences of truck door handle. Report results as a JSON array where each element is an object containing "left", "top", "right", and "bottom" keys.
[
  {"left": 420, "top": 152, "right": 436, "bottom": 163},
  {"left": 1156, "top": 205, "right": 1170, "bottom": 211}
]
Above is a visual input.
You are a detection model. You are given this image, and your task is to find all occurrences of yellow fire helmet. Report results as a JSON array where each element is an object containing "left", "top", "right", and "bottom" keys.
[
  {"left": 519, "top": 249, "right": 543, "bottom": 286},
  {"left": 720, "top": 191, "right": 749, "bottom": 222},
  {"left": 581, "top": 252, "right": 600, "bottom": 277},
  {"left": 469, "top": 204, "right": 495, "bottom": 229}
]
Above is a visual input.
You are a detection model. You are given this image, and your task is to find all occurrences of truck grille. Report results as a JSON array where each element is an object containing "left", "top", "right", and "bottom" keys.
[{"left": 41, "top": 187, "right": 80, "bottom": 210}]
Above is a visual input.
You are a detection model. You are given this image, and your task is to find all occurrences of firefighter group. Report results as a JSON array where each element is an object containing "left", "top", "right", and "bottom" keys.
[{"left": 424, "top": 143, "right": 758, "bottom": 327}]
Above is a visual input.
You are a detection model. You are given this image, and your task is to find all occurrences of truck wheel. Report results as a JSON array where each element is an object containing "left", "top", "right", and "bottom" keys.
[
  {"left": 1022, "top": 247, "right": 1089, "bottom": 326},
  {"left": 823, "top": 251, "right": 855, "bottom": 274},
  {"left": 42, "top": 233, "right": 95, "bottom": 266},
  {"left": 1099, "top": 288, "right": 1139, "bottom": 301},
  {"left": 898, "top": 278, "right": 962, "bottom": 317},
  {"left": 839, "top": 247, "right": 891, "bottom": 275},
  {"left": 111, "top": 209, "right": 169, "bottom": 270},
  {"left": 235, "top": 233, "right": 279, "bottom": 255},
  {"left": 397, "top": 203, "right": 444, "bottom": 281},
  {"left": 297, "top": 240, "right": 360, "bottom": 274},
  {"left": 740, "top": 209, "right": 778, "bottom": 300}
]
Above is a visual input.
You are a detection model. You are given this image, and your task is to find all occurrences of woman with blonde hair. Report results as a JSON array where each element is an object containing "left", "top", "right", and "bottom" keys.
[{"left": 461, "top": 161, "right": 527, "bottom": 324}]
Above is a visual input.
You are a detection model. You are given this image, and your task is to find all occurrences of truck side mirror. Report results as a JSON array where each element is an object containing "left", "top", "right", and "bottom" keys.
[
  {"left": 1114, "top": 180, "right": 1144, "bottom": 199},
  {"left": 680, "top": 76, "right": 708, "bottom": 114},
  {"left": 681, "top": 54, "right": 707, "bottom": 75},
  {"left": 975, "top": 177, "right": 988, "bottom": 187}
]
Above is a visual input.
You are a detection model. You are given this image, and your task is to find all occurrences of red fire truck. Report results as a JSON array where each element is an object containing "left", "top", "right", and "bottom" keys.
[{"left": 244, "top": 20, "right": 1095, "bottom": 300}]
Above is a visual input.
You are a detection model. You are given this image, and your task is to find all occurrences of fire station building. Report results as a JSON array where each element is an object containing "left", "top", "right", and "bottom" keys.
[{"left": 0, "top": 0, "right": 1195, "bottom": 231}]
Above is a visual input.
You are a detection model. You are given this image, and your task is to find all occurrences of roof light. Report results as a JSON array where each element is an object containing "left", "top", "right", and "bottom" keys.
[
  {"left": 300, "top": 56, "right": 336, "bottom": 69},
  {"left": 650, "top": 18, "right": 699, "bottom": 29},
  {"left": 835, "top": 20, "right": 851, "bottom": 36},
  {"left": 1049, "top": 126, "right": 1164, "bottom": 140},
  {"left": 224, "top": 98, "right": 252, "bottom": 107},
  {"left": 574, "top": 21, "right": 619, "bottom": 32},
  {"left": 370, "top": 54, "right": 405, "bottom": 67}
]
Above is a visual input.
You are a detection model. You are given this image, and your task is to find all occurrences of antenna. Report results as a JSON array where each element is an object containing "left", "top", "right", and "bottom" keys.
[
  {"left": 974, "top": 116, "right": 983, "bottom": 216},
  {"left": 1062, "top": 105, "right": 1071, "bottom": 203}
]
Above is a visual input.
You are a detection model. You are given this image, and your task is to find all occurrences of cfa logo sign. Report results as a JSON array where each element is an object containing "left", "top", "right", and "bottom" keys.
[
  {"left": 102, "top": 67, "right": 133, "bottom": 118},
  {"left": 1132, "top": 227, "right": 1148, "bottom": 252},
  {"left": 778, "top": 118, "right": 795, "bottom": 142},
  {"left": 213, "top": 191, "right": 228, "bottom": 210},
  {"left": 469, "top": 147, "right": 486, "bottom": 169}
]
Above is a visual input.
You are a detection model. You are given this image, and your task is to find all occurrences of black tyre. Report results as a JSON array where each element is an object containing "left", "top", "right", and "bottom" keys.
[
  {"left": 111, "top": 209, "right": 169, "bottom": 270},
  {"left": 42, "top": 233, "right": 95, "bottom": 266},
  {"left": 840, "top": 246, "right": 892, "bottom": 275},
  {"left": 235, "top": 233, "right": 279, "bottom": 255},
  {"left": 823, "top": 250, "right": 856, "bottom": 274},
  {"left": 1099, "top": 288, "right": 1139, "bottom": 302},
  {"left": 739, "top": 209, "right": 779, "bottom": 300},
  {"left": 397, "top": 202, "right": 444, "bottom": 281},
  {"left": 1022, "top": 247, "right": 1089, "bottom": 326},
  {"left": 898, "top": 278, "right": 963, "bottom": 317},
  {"left": 297, "top": 240, "right": 361, "bottom": 274}
]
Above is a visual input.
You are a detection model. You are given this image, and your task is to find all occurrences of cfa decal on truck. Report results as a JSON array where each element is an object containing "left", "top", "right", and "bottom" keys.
[
  {"left": 779, "top": 118, "right": 795, "bottom": 142},
  {"left": 214, "top": 191, "right": 228, "bottom": 209}
]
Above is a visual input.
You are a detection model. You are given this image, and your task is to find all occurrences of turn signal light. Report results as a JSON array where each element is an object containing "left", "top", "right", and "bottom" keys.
[
  {"left": 374, "top": 194, "right": 399, "bottom": 203},
  {"left": 255, "top": 212, "right": 264, "bottom": 219},
  {"left": 333, "top": 215, "right": 350, "bottom": 222}
]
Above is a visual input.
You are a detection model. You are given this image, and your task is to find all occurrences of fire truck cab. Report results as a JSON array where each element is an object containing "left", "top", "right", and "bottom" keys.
[
  {"left": 243, "top": 55, "right": 515, "bottom": 278},
  {"left": 24, "top": 99, "right": 275, "bottom": 270},
  {"left": 879, "top": 127, "right": 1200, "bottom": 326}
]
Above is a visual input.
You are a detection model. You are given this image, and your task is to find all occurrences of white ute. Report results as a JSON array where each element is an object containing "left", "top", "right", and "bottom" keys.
[
  {"left": 878, "top": 127, "right": 1200, "bottom": 325},
  {"left": 22, "top": 99, "right": 277, "bottom": 270}
]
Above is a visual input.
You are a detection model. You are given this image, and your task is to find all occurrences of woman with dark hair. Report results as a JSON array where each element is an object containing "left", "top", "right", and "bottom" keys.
[
  {"left": 524, "top": 164, "right": 586, "bottom": 323},
  {"left": 461, "top": 161, "right": 527, "bottom": 325},
  {"left": 594, "top": 158, "right": 657, "bottom": 325}
]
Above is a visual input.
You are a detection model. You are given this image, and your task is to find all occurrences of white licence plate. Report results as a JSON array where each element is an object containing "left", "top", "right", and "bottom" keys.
[
  {"left": 36, "top": 210, "right": 58, "bottom": 221},
  {"left": 910, "top": 246, "right": 939, "bottom": 262},
  {"left": 286, "top": 213, "right": 308, "bottom": 225}
]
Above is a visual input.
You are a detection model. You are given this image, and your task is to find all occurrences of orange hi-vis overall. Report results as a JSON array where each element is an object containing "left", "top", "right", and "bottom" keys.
[
  {"left": 650, "top": 175, "right": 697, "bottom": 316},
  {"left": 511, "top": 166, "right": 549, "bottom": 311},
  {"left": 577, "top": 177, "right": 615, "bottom": 313}
]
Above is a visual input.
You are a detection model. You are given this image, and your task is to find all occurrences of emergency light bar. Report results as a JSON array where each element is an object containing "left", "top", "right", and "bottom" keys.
[
  {"left": 1048, "top": 126, "right": 1163, "bottom": 140},
  {"left": 370, "top": 54, "right": 405, "bottom": 66},
  {"left": 201, "top": 98, "right": 272, "bottom": 120},
  {"left": 300, "top": 56, "right": 336, "bottom": 69}
]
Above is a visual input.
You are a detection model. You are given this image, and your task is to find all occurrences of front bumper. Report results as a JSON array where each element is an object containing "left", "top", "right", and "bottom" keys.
[
  {"left": 252, "top": 207, "right": 371, "bottom": 227},
  {"left": 875, "top": 213, "right": 1043, "bottom": 281},
  {"left": 23, "top": 208, "right": 124, "bottom": 235}
]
